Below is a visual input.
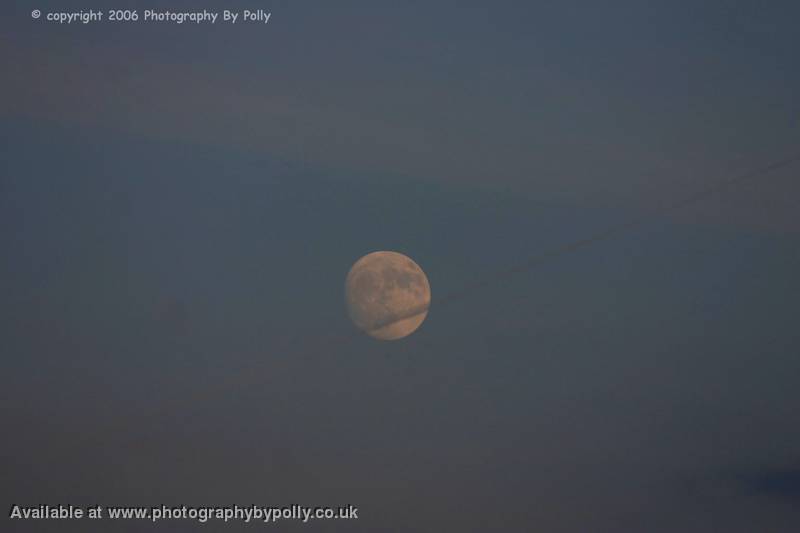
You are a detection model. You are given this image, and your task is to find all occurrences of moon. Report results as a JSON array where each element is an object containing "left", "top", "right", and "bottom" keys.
[{"left": 345, "top": 251, "right": 431, "bottom": 340}]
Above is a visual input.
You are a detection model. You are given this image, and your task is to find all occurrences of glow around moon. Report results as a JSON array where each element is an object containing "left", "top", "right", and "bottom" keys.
[{"left": 345, "top": 251, "right": 431, "bottom": 340}]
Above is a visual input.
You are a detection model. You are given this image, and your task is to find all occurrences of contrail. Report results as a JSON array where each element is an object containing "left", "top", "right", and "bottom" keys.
[
  {"left": 79, "top": 153, "right": 800, "bottom": 459},
  {"left": 88, "top": 151, "right": 800, "bottom": 464},
  {"left": 365, "top": 305, "right": 430, "bottom": 334}
]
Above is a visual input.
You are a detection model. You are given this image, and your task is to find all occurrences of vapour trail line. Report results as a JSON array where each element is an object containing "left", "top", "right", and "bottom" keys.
[{"left": 143, "top": 152, "right": 800, "bottom": 419}]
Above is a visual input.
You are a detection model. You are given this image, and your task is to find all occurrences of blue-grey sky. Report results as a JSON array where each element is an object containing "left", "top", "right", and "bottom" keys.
[{"left": 2, "top": 1, "right": 799, "bottom": 531}]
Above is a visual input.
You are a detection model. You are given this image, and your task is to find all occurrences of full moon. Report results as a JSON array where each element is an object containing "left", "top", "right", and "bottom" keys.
[{"left": 345, "top": 251, "right": 431, "bottom": 340}]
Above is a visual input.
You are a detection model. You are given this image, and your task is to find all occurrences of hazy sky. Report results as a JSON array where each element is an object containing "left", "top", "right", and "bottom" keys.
[{"left": 2, "top": 1, "right": 799, "bottom": 531}]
